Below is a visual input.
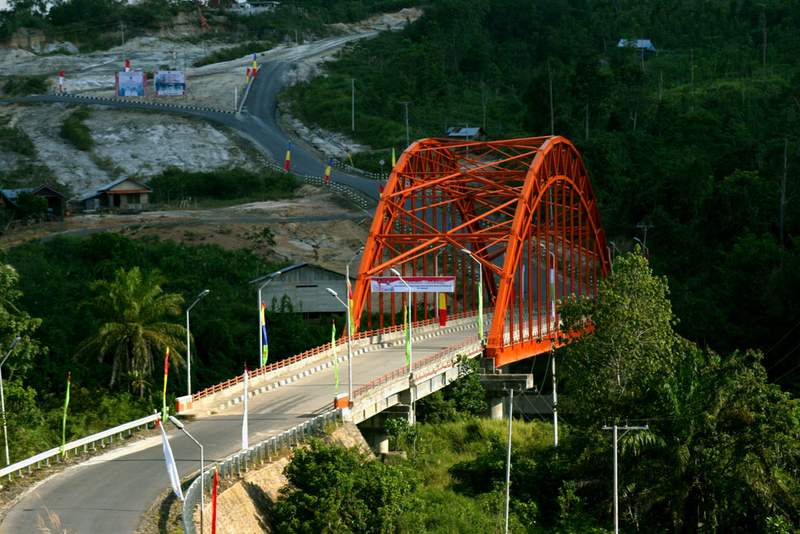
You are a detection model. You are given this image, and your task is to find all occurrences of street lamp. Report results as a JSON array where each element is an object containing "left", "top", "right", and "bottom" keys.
[
  {"left": 539, "top": 243, "right": 558, "bottom": 447},
  {"left": 0, "top": 336, "right": 21, "bottom": 467},
  {"left": 257, "top": 270, "right": 282, "bottom": 365},
  {"left": 169, "top": 416, "right": 205, "bottom": 534},
  {"left": 186, "top": 290, "right": 210, "bottom": 397},
  {"left": 389, "top": 268, "right": 412, "bottom": 372},
  {"left": 633, "top": 237, "right": 649, "bottom": 258},
  {"left": 326, "top": 288, "right": 353, "bottom": 403},
  {"left": 460, "top": 249, "right": 484, "bottom": 340}
]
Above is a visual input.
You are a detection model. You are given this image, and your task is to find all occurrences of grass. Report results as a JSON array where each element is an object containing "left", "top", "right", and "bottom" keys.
[
  {"left": 60, "top": 108, "right": 93, "bottom": 151},
  {"left": 1, "top": 75, "right": 48, "bottom": 97},
  {"left": 0, "top": 121, "right": 37, "bottom": 157}
]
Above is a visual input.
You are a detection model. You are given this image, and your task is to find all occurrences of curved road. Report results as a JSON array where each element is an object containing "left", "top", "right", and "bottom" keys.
[
  {"left": 0, "top": 32, "right": 389, "bottom": 533},
  {"left": 2, "top": 32, "right": 381, "bottom": 202}
]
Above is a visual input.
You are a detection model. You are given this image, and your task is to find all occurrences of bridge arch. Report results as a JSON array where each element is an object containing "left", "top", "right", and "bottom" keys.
[{"left": 351, "top": 136, "right": 610, "bottom": 368}]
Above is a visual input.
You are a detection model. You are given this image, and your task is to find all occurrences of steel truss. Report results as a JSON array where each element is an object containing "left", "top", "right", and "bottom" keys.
[{"left": 352, "top": 136, "right": 610, "bottom": 368}]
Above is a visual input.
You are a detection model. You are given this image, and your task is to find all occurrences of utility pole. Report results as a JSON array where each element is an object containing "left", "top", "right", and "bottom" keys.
[
  {"left": 120, "top": 21, "right": 126, "bottom": 65},
  {"left": 350, "top": 78, "right": 355, "bottom": 132},
  {"left": 636, "top": 222, "right": 653, "bottom": 247},
  {"left": 503, "top": 387, "right": 515, "bottom": 534},
  {"left": 602, "top": 424, "right": 649, "bottom": 534},
  {"left": 398, "top": 101, "right": 410, "bottom": 147}
]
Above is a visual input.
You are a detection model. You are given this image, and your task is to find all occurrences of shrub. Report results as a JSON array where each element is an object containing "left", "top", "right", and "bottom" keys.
[
  {"left": 60, "top": 108, "right": 93, "bottom": 151},
  {"left": 2, "top": 75, "right": 49, "bottom": 96}
]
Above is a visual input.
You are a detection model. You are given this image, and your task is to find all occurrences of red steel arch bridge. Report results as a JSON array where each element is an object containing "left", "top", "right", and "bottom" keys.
[{"left": 351, "top": 135, "right": 611, "bottom": 368}]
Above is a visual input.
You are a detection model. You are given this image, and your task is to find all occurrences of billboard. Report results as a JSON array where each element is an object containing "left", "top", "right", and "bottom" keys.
[
  {"left": 370, "top": 277, "right": 456, "bottom": 293},
  {"left": 115, "top": 71, "right": 147, "bottom": 97},
  {"left": 154, "top": 70, "right": 186, "bottom": 96}
]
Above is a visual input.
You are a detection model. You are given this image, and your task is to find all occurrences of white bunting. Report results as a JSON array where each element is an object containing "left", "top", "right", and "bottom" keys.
[{"left": 159, "top": 422, "right": 184, "bottom": 501}]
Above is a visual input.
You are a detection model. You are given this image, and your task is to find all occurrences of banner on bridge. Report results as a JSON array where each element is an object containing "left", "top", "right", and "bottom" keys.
[
  {"left": 370, "top": 276, "right": 455, "bottom": 293},
  {"left": 115, "top": 71, "right": 147, "bottom": 97},
  {"left": 153, "top": 70, "right": 186, "bottom": 96}
]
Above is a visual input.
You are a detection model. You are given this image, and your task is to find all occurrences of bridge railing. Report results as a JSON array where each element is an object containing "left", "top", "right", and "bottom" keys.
[
  {"left": 181, "top": 409, "right": 343, "bottom": 534},
  {"left": 192, "top": 310, "right": 485, "bottom": 403},
  {"left": 0, "top": 411, "right": 160, "bottom": 487}
]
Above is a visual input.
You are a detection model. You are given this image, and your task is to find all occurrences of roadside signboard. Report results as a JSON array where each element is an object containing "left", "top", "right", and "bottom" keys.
[
  {"left": 370, "top": 276, "right": 455, "bottom": 293},
  {"left": 154, "top": 70, "right": 186, "bottom": 96},
  {"left": 115, "top": 71, "right": 147, "bottom": 97}
]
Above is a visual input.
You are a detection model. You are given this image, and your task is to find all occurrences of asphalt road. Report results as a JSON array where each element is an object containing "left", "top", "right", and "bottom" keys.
[
  {"left": 1, "top": 32, "right": 381, "bottom": 202},
  {"left": 0, "top": 325, "right": 479, "bottom": 533}
]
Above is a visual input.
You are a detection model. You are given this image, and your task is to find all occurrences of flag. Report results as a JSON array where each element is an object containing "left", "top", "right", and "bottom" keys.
[
  {"left": 478, "top": 274, "right": 484, "bottom": 340},
  {"left": 438, "top": 292, "right": 447, "bottom": 326},
  {"left": 332, "top": 320, "right": 338, "bottom": 394},
  {"left": 253, "top": 53, "right": 257, "bottom": 70},
  {"left": 324, "top": 157, "right": 332, "bottom": 185},
  {"left": 125, "top": 59, "right": 130, "bottom": 72},
  {"left": 212, "top": 467, "right": 219, "bottom": 534},
  {"left": 162, "top": 347, "right": 169, "bottom": 421},
  {"left": 379, "top": 183, "right": 384, "bottom": 198},
  {"left": 404, "top": 304, "right": 411, "bottom": 368},
  {"left": 347, "top": 279, "right": 354, "bottom": 336},
  {"left": 242, "top": 367, "right": 249, "bottom": 450},
  {"left": 550, "top": 257, "right": 556, "bottom": 320},
  {"left": 59, "top": 70, "right": 64, "bottom": 93},
  {"left": 61, "top": 372, "right": 71, "bottom": 455},
  {"left": 246, "top": 67, "right": 250, "bottom": 84},
  {"left": 284, "top": 141, "right": 291, "bottom": 170},
  {"left": 159, "top": 419, "right": 184, "bottom": 500},
  {"left": 346, "top": 146, "right": 354, "bottom": 167},
  {"left": 260, "top": 301, "right": 269, "bottom": 367},
  {"left": 253, "top": 66, "right": 257, "bottom": 78},
  {"left": 391, "top": 147, "right": 396, "bottom": 167}
]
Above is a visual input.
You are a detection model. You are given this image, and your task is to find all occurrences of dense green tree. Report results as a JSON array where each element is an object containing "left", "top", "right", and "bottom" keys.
[
  {"left": 74, "top": 266, "right": 186, "bottom": 397},
  {"left": 271, "top": 439, "right": 418, "bottom": 533}
]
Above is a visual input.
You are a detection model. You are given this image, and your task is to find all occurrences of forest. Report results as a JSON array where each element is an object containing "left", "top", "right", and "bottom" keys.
[{"left": 0, "top": 0, "right": 799, "bottom": 532}]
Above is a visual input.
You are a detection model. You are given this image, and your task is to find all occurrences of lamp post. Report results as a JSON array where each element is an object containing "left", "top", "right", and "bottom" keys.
[
  {"left": 0, "top": 337, "right": 21, "bottom": 467},
  {"left": 460, "top": 249, "right": 483, "bottom": 340},
  {"left": 326, "top": 288, "right": 353, "bottom": 403},
  {"left": 257, "top": 270, "right": 282, "bottom": 365},
  {"left": 186, "top": 290, "right": 210, "bottom": 397},
  {"left": 539, "top": 243, "right": 558, "bottom": 446},
  {"left": 389, "top": 268, "right": 412, "bottom": 371},
  {"left": 633, "top": 237, "right": 649, "bottom": 258},
  {"left": 602, "top": 424, "right": 649, "bottom": 534},
  {"left": 169, "top": 416, "right": 205, "bottom": 533}
]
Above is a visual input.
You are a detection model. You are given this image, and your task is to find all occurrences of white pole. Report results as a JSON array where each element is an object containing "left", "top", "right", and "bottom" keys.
[
  {"left": 552, "top": 351, "right": 558, "bottom": 447},
  {"left": 504, "top": 388, "right": 514, "bottom": 533},
  {"left": 234, "top": 85, "right": 238, "bottom": 112},
  {"left": 613, "top": 425, "right": 618, "bottom": 534},
  {"left": 0, "top": 366, "right": 8, "bottom": 467},
  {"left": 351, "top": 78, "right": 355, "bottom": 132},
  {"left": 186, "top": 290, "right": 209, "bottom": 397},
  {"left": 345, "top": 247, "right": 363, "bottom": 403}
]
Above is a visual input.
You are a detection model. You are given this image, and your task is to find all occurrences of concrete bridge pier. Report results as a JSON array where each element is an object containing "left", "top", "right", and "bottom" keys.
[
  {"left": 357, "top": 403, "right": 414, "bottom": 454},
  {"left": 479, "top": 359, "right": 534, "bottom": 420}
]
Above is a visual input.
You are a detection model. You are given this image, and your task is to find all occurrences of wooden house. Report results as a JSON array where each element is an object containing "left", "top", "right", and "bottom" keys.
[
  {"left": 77, "top": 177, "right": 152, "bottom": 212},
  {"left": 1, "top": 184, "right": 67, "bottom": 218}
]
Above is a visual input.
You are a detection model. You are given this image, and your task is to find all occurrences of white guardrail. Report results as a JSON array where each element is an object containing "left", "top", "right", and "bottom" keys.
[
  {"left": 0, "top": 410, "right": 161, "bottom": 486},
  {"left": 181, "top": 409, "right": 343, "bottom": 534}
]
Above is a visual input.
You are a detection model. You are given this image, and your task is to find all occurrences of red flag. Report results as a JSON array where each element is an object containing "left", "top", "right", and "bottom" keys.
[
  {"left": 253, "top": 67, "right": 257, "bottom": 77},
  {"left": 212, "top": 468, "right": 219, "bottom": 533},
  {"left": 60, "top": 70, "right": 64, "bottom": 77},
  {"left": 125, "top": 59, "right": 130, "bottom": 72},
  {"left": 379, "top": 183, "right": 384, "bottom": 197},
  {"left": 284, "top": 141, "right": 291, "bottom": 170}
]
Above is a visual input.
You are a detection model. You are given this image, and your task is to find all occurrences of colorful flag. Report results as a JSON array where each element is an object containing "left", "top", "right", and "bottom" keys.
[
  {"left": 438, "top": 293, "right": 447, "bottom": 326},
  {"left": 478, "top": 274, "right": 484, "bottom": 340},
  {"left": 212, "top": 467, "right": 219, "bottom": 534},
  {"left": 379, "top": 183, "right": 384, "bottom": 198},
  {"left": 404, "top": 304, "right": 411, "bottom": 368},
  {"left": 125, "top": 59, "right": 130, "bottom": 72},
  {"left": 391, "top": 147, "right": 396, "bottom": 167},
  {"left": 61, "top": 372, "right": 70, "bottom": 455},
  {"left": 253, "top": 53, "right": 257, "bottom": 71},
  {"left": 246, "top": 67, "right": 250, "bottom": 84},
  {"left": 159, "top": 419, "right": 184, "bottom": 500},
  {"left": 331, "top": 320, "right": 338, "bottom": 394},
  {"left": 346, "top": 146, "right": 354, "bottom": 167},
  {"left": 59, "top": 70, "right": 64, "bottom": 93},
  {"left": 162, "top": 347, "right": 169, "bottom": 422},
  {"left": 242, "top": 366, "right": 249, "bottom": 450},
  {"left": 260, "top": 301, "right": 269, "bottom": 366},
  {"left": 253, "top": 66, "right": 257, "bottom": 78},
  {"left": 324, "top": 157, "right": 332, "bottom": 185},
  {"left": 347, "top": 279, "right": 354, "bottom": 336},
  {"left": 284, "top": 141, "right": 291, "bottom": 170},
  {"left": 550, "top": 256, "right": 556, "bottom": 320}
]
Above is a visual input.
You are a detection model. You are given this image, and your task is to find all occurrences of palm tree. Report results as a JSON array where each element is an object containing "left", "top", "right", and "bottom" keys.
[{"left": 75, "top": 267, "right": 186, "bottom": 398}]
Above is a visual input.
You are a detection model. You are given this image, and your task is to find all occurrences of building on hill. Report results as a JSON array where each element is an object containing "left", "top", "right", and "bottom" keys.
[
  {"left": 250, "top": 262, "right": 356, "bottom": 315},
  {"left": 1, "top": 183, "right": 67, "bottom": 219},
  {"left": 445, "top": 126, "right": 487, "bottom": 141},
  {"left": 72, "top": 177, "right": 152, "bottom": 213},
  {"left": 617, "top": 39, "right": 658, "bottom": 52}
]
